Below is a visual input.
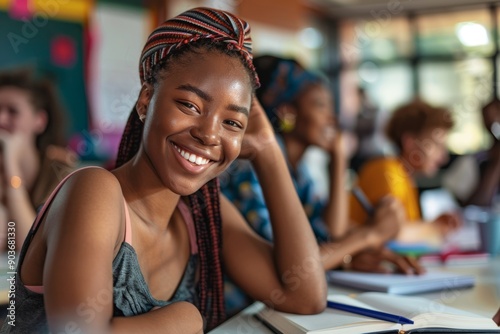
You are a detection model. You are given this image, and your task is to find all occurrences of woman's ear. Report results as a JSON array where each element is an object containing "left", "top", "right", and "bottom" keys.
[
  {"left": 33, "top": 109, "right": 48, "bottom": 135},
  {"left": 401, "top": 133, "right": 416, "bottom": 153},
  {"left": 136, "top": 83, "right": 153, "bottom": 122},
  {"left": 276, "top": 103, "right": 297, "bottom": 133}
]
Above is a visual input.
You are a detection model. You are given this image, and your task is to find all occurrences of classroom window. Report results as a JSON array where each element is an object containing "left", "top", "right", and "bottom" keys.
[
  {"left": 419, "top": 59, "right": 493, "bottom": 154},
  {"left": 326, "top": 4, "right": 500, "bottom": 155},
  {"left": 416, "top": 9, "right": 494, "bottom": 57},
  {"left": 339, "top": 17, "right": 412, "bottom": 64}
]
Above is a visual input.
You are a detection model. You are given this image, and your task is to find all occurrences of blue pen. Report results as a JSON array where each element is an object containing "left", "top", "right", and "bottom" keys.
[
  {"left": 327, "top": 300, "right": 414, "bottom": 325},
  {"left": 352, "top": 187, "right": 374, "bottom": 216}
]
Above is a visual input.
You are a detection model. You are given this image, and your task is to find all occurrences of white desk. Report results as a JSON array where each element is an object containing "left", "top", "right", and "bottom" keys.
[{"left": 209, "top": 257, "right": 500, "bottom": 333}]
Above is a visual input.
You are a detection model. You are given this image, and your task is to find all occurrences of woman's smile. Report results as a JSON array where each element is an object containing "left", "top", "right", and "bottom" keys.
[{"left": 171, "top": 142, "right": 215, "bottom": 174}]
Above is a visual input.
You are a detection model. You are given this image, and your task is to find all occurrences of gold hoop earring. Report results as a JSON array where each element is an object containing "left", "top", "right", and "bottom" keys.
[{"left": 279, "top": 113, "right": 296, "bottom": 133}]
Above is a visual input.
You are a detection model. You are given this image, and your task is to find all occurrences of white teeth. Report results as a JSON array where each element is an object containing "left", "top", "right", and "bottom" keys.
[{"left": 173, "top": 144, "right": 210, "bottom": 166}]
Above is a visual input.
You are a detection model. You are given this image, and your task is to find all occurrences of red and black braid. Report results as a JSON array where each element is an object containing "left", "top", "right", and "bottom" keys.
[
  {"left": 115, "top": 110, "right": 143, "bottom": 167},
  {"left": 115, "top": 109, "right": 225, "bottom": 331},
  {"left": 188, "top": 179, "right": 225, "bottom": 330}
]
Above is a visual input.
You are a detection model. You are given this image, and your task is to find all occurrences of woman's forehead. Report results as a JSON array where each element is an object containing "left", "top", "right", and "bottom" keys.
[{"left": 159, "top": 52, "right": 252, "bottom": 88}]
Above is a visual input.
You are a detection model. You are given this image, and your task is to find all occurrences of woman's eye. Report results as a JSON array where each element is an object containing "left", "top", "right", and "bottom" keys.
[
  {"left": 224, "top": 120, "right": 243, "bottom": 129},
  {"left": 178, "top": 101, "right": 199, "bottom": 113}
]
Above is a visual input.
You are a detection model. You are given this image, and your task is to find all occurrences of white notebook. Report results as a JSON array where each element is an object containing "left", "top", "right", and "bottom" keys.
[
  {"left": 327, "top": 269, "right": 474, "bottom": 294},
  {"left": 255, "top": 292, "right": 499, "bottom": 334}
]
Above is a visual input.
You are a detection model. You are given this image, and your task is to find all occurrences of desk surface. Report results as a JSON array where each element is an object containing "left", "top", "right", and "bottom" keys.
[{"left": 209, "top": 257, "right": 500, "bottom": 334}]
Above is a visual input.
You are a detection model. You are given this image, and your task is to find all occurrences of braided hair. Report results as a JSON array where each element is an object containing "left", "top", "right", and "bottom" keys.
[{"left": 115, "top": 7, "right": 259, "bottom": 330}]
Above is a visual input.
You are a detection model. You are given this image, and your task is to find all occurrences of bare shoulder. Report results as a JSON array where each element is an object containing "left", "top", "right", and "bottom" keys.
[
  {"left": 56, "top": 167, "right": 122, "bottom": 200},
  {"left": 43, "top": 167, "right": 125, "bottom": 244}
]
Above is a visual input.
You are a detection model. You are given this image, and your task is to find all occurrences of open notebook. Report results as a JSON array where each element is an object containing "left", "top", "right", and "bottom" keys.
[{"left": 255, "top": 292, "right": 500, "bottom": 334}]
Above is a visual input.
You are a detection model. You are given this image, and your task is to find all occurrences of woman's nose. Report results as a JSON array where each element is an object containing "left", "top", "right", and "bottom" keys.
[{"left": 191, "top": 116, "right": 221, "bottom": 146}]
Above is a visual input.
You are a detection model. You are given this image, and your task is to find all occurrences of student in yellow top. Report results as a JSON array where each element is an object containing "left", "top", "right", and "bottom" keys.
[{"left": 349, "top": 100, "right": 461, "bottom": 245}]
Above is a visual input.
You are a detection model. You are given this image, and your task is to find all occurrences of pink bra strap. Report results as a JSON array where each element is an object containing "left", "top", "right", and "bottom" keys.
[
  {"left": 25, "top": 166, "right": 103, "bottom": 295},
  {"left": 123, "top": 199, "right": 132, "bottom": 245},
  {"left": 177, "top": 200, "right": 198, "bottom": 254},
  {"left": 25, "top": 285, "right": 44, "bottom": 293},
  {"left": 25, "top": 198, "right": 131, "bottom": 295}
]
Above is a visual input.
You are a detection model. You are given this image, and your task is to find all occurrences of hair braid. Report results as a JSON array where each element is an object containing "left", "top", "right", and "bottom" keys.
[
  {"left": 188, "top": 179, "right": 225, "bottom": 330},
  {"left": 116, "top": 109, "right": 143, "bottom": 167}
]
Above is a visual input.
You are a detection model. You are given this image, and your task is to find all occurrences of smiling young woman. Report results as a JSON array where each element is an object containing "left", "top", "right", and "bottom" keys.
[{"left": 1, "top": 7, "right": 327, "bottom": 334}]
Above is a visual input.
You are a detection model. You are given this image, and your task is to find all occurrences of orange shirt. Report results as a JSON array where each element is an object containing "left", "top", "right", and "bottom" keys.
[{"left": 349, "top": 157, "right": 421, "bottom": 225}]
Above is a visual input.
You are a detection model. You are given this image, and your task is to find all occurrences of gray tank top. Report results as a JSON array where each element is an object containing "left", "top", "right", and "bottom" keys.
[{"left": 1, "top": 167, "right": 199, "bottom": 333}]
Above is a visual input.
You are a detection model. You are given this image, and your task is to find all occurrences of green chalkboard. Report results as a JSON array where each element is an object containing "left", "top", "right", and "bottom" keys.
[{"left": 0, "top": 10, "right": 88, "bottom": 141}]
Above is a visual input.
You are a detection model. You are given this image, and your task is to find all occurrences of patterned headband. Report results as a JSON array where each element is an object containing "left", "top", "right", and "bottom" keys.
[{"left": 139, "top": 7, "right": 259, "bottom": 86}]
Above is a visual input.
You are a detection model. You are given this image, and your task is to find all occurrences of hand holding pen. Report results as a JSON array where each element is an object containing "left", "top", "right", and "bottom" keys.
[{"left": 352, "top": 187, "right": 404, "bottom": 249}]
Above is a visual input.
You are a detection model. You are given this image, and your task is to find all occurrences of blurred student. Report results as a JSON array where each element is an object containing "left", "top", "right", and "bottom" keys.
[
  {"left": 1, "top": 8, "right": 327, "bottom": 333},
  {"left": 222, "top": 55, "right": 417, "bottom": 258},
  {"left": 350, "top": 100, "right": 461, "bottom": 245},
  {"left": 350, "top": 87, "right": 390, "bottom": 172},
  {"left": 222, "top": 55, "right": 424, "bottom": 311},
  {"left": 0, "top": 69, "right": 78, "bottom": 250},
  {"left": 221, "top": 56, "right": 422, "bottom": 312},
  {"left": 443, "top": 98, "right": 500, "bottom": 207}
]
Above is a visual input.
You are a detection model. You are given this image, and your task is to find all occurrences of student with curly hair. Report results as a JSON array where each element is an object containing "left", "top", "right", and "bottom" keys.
[{"left": 349, "top": 100, "right": 461, "bottom": 244}]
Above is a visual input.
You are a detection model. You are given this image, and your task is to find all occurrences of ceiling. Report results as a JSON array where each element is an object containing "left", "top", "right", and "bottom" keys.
[{"left": 307, "top": 0, "right": 500, "bottom": 18}]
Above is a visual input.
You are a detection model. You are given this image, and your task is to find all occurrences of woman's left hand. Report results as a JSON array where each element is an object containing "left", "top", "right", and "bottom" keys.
[
  {"left": 350, "top": 248, "right": 425, "bottom": 275},
  {"left": 239, "top": 96, "right": 277, "bottom": 160},
  {"left": 433, "top": 212, "right": 462, "bottom": 236}
]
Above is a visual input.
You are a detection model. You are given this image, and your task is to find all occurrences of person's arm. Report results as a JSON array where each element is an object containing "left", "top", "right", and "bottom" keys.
[
  {"left": 222, "top": 98, "right": 326, "bottom": 314},
  {"left": 396, "top": 212, "right": 462, "bottom": 246},
  {"left": 0, "top": 131, "right": 36, "bottom": 248},
  {"left": 322, "top": 132, "right": 349, "bottom": 239},
  {"left": 465, "top": 143, "right": 500, "bottom": 206},
  {"left": 320, "top": 196, "right": 405, "bottom": 270},
  {"left": 42, "top": 168, "right": 202, "bottom": 333}
]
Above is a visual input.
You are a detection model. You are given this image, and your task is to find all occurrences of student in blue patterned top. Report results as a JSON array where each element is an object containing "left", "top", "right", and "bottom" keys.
[{"left": 221, "top": 55, "right": 423, "bottom": 314}]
